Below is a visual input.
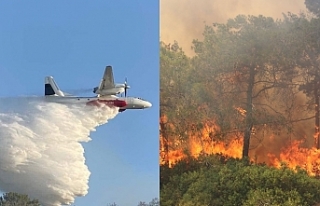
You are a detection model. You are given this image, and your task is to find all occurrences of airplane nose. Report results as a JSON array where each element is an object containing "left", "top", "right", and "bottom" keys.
[{"left": 144, "top": 101, "right": 152, "bottom": 108}]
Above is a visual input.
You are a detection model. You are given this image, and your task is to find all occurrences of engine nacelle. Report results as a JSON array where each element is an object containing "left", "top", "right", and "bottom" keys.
[
  {"left": 93, "top": 87, "right": 125, "bottom": 95},
  {"left": 93, "top": 83, "right": 130, "bottom": 94},
  {"left": 115, "top": 84, "right": 125, "bottom": 88}
]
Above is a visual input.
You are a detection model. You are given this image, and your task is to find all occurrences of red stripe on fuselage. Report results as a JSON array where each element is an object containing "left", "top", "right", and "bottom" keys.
[{"left": 86, "top": 99, "right": 127, "bottom": 107}]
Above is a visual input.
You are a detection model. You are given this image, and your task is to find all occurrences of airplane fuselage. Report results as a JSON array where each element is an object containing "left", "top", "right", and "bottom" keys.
[
  {"left": 117, "top": 96, "right": 152, "bottom": 110},
  {"left": 45, "top": 95, "right": 151, "bottom": 111}
]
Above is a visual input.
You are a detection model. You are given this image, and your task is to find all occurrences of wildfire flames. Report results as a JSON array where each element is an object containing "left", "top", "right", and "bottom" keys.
[
  {"left": 268, "top": 140, "right": 320, "bottom": 176},
  {"left": 160, "top": 116, "right": 320, "bottom": 176}
]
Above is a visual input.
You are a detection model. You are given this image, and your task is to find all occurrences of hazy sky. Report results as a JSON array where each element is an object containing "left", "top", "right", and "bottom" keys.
[
  {"left": 0, "top": 1, "right": 159, "bottom": 205},
  {"left": 161, "top": 0, "right": 307, "bottom": 56}
]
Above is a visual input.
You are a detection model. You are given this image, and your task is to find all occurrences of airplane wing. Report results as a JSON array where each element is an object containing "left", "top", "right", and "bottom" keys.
[{"left": 97, "top": 66, "right": 115, "bottom": 91}]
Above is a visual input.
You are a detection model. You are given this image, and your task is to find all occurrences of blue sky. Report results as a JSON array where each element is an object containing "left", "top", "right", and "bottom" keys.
[{"left": 0, "top": 1, "right": 159, "bottom": 205}]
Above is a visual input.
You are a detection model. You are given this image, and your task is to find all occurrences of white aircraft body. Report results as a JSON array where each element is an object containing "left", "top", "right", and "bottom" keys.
[
  {"left": 93, "top": 65, "right": 130, "bottom": 96},
  {"left": 44, "top": 66, "right": 152, "bottom": 112}
]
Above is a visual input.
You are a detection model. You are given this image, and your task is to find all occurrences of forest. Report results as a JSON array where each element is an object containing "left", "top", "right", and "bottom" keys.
[
  {"left": 160, "top": 155, "right": 320, "bottom": 205},
  {"left": 0, "top": 192, "right": 159, "bottom": 206},
  {"left": 160, "top": 1, "right": 320, "bottom": 205}
]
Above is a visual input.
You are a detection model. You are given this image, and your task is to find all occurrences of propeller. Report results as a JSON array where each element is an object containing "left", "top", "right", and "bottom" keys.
[{"left": 124, "top": 78, "right": 130, "bottom": 97}]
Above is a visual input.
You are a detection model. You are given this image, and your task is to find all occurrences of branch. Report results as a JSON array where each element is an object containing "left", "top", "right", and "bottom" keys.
[{"left": 252, "top": 84, "right": 276, "bottom": 99}]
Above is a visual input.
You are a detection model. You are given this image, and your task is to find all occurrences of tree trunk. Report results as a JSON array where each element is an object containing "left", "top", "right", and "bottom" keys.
[
  {"left": 242, "top": 67, "right": 255, "bottom": 158},
  {"left": 160, "top": 117, "right": 169, "bottom": 165},
  {"left": 314, "top": 77, "right": 320, "bottom": 149}
]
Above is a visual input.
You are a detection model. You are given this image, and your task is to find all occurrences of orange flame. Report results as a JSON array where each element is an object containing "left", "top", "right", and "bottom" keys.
[
  {"left": 160, "top": 116, "right": 320, "bottom": 176},
  {"left": 188, "top": 123, "right": 242, "bottom": 159},
  {"left": 268, "top": 140, "right": 320, "bottom": 176},
  {"left": 160, "top": 119, "right": 243, "bottom": 167}
]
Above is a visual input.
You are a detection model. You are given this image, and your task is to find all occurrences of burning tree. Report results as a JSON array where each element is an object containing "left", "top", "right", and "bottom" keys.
[
  {"left": 192, "top": 14, "right": 304, "bottom": 158},
  {"left": 295, "top": 15, "right": 320, "bottom": 149},
  {"left": 160, "top": 12, "right": 320, "bottom": 172}
]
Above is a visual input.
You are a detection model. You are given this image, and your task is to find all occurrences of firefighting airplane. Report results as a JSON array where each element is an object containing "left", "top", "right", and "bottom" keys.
[
  {"left": 44, "top": 66, "right": 152, "bottom": 112},
  {"left": 93, "top": 65, "right": 130, "bottom": 97}
]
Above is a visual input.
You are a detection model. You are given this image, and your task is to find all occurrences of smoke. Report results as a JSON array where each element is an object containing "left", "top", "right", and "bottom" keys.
[
  {"left": 160, "top": 0, "right": 307, "bottom": 56},
  {"left": 0, "top": 96, "right": 118, "bottom": 206}
]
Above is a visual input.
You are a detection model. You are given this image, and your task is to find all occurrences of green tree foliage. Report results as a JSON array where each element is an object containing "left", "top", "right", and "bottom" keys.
[
  {"left": 160, "top": 41, "right": 192, "bottom": 117},
  {"left": 160, "top": 41, "right": 198, "bottom": 165},
  {"left": 0, "top": 192, "right": 40, "bottom": 206},
  {"left": 160, "top": 155, "right": 320, "bottom": 206},
  {"left": 137, "top": 198, "right": 159, "bottom": 206},
  {"left": 106, "top": 203, "right": 118, "bottom": 206},
  {"left": 305, "top": 0, "right": 320, "bottom": 17},
  {"left": 291, "top": 15, "right": 320, "bottom": 148},
  {"left": 243, "top": 189, "right": 303, "bottom": 206},
  {"left": 106, "top": 198, "right": 159, "bottom": 206}
]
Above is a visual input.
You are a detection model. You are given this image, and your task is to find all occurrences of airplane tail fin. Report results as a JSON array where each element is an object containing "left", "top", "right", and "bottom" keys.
[{"left": 45, "top": 76, "right": 65, "bottom": 96}]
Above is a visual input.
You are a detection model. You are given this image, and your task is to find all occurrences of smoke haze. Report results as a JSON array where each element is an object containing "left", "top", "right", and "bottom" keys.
[
  {"left": 160, "top": 0, "right": 307, "bottom": 56},
  {"left": 0, "top": 97, "right": 118, "bottom": 205}
]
